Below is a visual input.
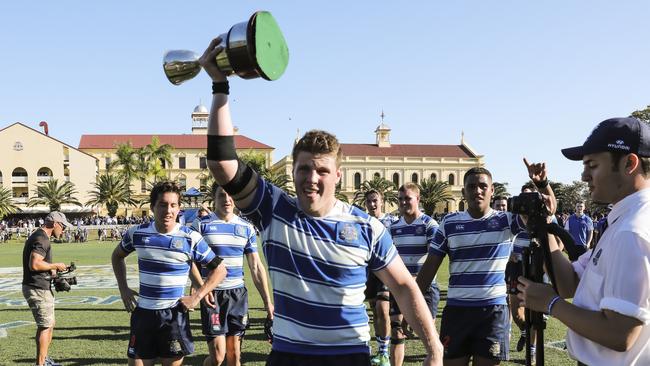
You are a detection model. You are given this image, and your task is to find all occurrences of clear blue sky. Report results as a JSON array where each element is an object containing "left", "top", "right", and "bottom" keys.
[{"left": 2, "top": 1, "right": 649, "bottom": 193}]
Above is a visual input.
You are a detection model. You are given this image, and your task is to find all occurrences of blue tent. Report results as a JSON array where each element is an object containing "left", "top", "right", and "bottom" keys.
[{"left": 184, "top": 187, "right": 202, "bottom": 197}]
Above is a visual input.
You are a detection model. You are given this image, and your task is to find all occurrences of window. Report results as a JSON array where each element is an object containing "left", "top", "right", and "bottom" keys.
[
  {"left": 392, "top": 173, "right": 399, "bottom": 187},
  {"left": 430, "top": 173, "right": 437, "bottom": 182},
  {"left": 178, "top": 156, "right": 186, "bottom": 169},
  {"left": 459, "top": 201, "right": 465, "bottom": 211},
  {"left": 141, "top": 178, "right": 147, "bottom": 193},
  {"left": 199, "top": 156, "right": 207, "bottom": 169},
  {"left": 354, "top": 173, "right": 361, "bottom": 190},
  {"left": 411, "top": 173, "right": 418, "bottom": 184},
  {"left": 160, "top": 158, "right": 166, "bottom": 169},
  {"left": 105, "top": 157, "right": 111, "bottom": 169},
  {"left": 448, "top": 173, "right": 455, "bottom": 185},
  {"left": 373, "top": 172, "right": 381, "bottom": 180},
  {"left": 178, "top": 176, "right": 186, "bottom": 192}
]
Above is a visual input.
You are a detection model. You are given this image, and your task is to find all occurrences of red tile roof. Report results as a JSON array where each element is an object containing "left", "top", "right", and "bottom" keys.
[
  {"left": 340, "top": 144, "right": 478, "bottom": 158},
  {"left": 78, "top": 134, "right": 273, "bottom": 150}
]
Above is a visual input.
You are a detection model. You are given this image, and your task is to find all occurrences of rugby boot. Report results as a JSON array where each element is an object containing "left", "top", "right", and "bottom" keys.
[
  {"left": 45, "top": 356, "right": 62, "bottom": 366},
  {"left": 370, "top": 352, "right": 390, "bottom": 366}
]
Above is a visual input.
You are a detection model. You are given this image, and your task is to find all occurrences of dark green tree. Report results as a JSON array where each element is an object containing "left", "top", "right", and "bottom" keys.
[
  {"left": 419, "top": 179, "right": 453, "bottom": 216},
  {"left": 352, "top": 177, "right": 398, "bottom": 207},
  {"left": 492, "top": 182, "right": 510, "bottom": 198},
  {"left": 86, "top": 173, "right": 139, "bottom": 217},
  {"left": 630, "top": 105, "right": 650, "bottom": 125},
  {"left": 28, "top": 179, "right": 82, "bottom": 211},
  {"left": 0, "top": 187, "right": 21, "bottom": 218}
]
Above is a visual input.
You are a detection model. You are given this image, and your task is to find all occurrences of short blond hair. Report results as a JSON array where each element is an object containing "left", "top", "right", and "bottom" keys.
[
  {"left": 292, "top": 130, "right": 342, "bottom": 166},
  {"left": 399, "top": 182, "right": 420, "bottom": 196}
]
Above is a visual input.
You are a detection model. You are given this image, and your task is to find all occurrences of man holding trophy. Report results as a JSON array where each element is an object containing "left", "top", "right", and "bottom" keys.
[{"left": 163, "top": 12, "right": 443, "bottom": 365}]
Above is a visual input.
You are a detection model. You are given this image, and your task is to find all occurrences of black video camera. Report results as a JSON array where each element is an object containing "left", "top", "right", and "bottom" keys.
[
  {"left": 508, "top": 192, "right": 548, "bottom": 219},
  {"left": 52, "top": 262, "right": 78, "bottom": 292}
]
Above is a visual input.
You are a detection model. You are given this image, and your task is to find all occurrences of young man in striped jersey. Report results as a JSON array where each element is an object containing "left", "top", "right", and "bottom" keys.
[
  {"left": 364, "top": 190, "right": 398, "bottom": 366},
  {"left": 111, "top": 181, "right": 227, "bottom": 366},
  {"left": 416, "top": 162, "right": 554, "bottom": 366},
  {"left": 190, "top": 184, "right": 274, "bottom": 366},
  {"left": 199, "top": 37, "right": 443, "bottom": 366},
  {"left": 390, "top": 183, "right": 441, "bottom": 366}
]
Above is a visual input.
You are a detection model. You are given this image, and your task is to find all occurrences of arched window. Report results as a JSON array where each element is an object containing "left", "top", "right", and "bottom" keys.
[
  {"left": 459, "top": 201, "right": 465, "bottom": 211},
  {"left": 373, "top": 172, "right": 381, "bottom": 180},
  {"left": 354, "top": 173, "right": 361, "bottom": 190},
  {"left": 12, "top": 167, "right": 28, "bottom": 183},
  {"left": 392, "top": 173, "right": 399, "bottom": 187},
  {"left": 0, "top": 170, "right": 3, "bottom": 186},
  {"left": 448, "top": 173, "right": 455, "bottom": 185},
  {"left": 199, "top": 175, "right": 209, "bottom": 192},
  {"left": 37, "top": 167, "right": 53, "bottom": 183},
  {"left": 430, "top": 173, "right": 437, "bottom": 182},
  {"left": 411, "top": 173, "right": 419, "bottom": 184}
]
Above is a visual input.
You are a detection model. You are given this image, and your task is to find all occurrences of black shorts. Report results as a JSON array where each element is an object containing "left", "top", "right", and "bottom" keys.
[
  {"left": 127, "top": 305, "right": 194, "bottom": 359},
  {"left": 265, "top": 351, "right": 370, "bottom": 366},
  {"left": 505, "top": 261, "right": 523, "bottom": 294},
  {"left": 389, "top": 281, "right": 440, "bottom": 319},
  {"left": 439, "top": 305, "right": 510, "bottom": 360},
  {"left": 200, "top": 287, "right": 249, "bottom": 339},
  {"left": 364, "top": 272, "right": 389, "bottom": 300}
]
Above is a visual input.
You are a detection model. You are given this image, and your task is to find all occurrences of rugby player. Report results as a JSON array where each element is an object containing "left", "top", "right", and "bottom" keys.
[
  {"left": 111, "top": 181, "right": 227, "bottom": 366},
  {"left": 364, "top": 189, "right": 397, "bottom": 366},
  {"left": 199, "top": 37, "right": 443, "bottom": 366},
  {"left": 389, "top": 183, "right": 440, "bottom": 366},
  {"left": 191, "top": 184, "right": 273, "bottom": 366},
  {"left": 416, "top": 161, "right": 554, "bottom": 366}
]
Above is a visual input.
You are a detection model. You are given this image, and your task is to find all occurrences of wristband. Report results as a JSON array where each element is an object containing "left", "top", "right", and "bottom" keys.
[
  {"left": 212, "top": 81, "right": 230, "bottom": 95},
  {"left": 547, "top": 295, "right": 561, "bottom": 315},
  {"left": 534, "top": 178, "right": 549, "bottom": 189}
]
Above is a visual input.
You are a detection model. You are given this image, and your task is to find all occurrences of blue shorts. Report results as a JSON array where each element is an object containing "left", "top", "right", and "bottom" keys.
[
  {"left": 127, "top": 304, "right": 194, "bottom": 359},
  {"left": 364, "top": 272, "right": 389, "bottom": 300},
  {"left": 389, "top": 281, "right": 440, "bottom": 318},
  {"left": 200, "top": 286, "right": 249, "bottom": 339},
  {"left": 439, "top": 304, "right": 510, "bottom": 360}
]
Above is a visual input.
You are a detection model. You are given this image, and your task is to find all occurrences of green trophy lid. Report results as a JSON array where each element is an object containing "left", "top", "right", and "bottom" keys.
[{"left": 252, "top": 11, "right": 289, "bottom": 81}]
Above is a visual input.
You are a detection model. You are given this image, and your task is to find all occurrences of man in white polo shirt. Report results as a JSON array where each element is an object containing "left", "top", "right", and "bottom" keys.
[{"left": 518, "top": 117, "right": 650, "bottom": 365}]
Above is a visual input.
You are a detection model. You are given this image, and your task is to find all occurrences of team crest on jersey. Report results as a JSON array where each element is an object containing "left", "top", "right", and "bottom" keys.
[
  {"left": 487, "top": 218, "right": 500, "bottom": 230},
  {"left": 592, "top": 248, "right": 603, "bottom": 265},
  {"left": 416, "top": 226, "right": 425, "bottom": 235},
  {"left": 171, "top": 237, "right": 184, "bottom": 249},
  {"left": 235, "top": 225, "right": 247, "bottom": 237},
  {"left": 338, "top": 223, "right": 360, "bottom": 242}
]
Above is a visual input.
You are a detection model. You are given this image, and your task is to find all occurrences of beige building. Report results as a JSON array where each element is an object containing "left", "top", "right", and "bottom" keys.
[
  {"left": 0, "top": 122, "right": 98, "bottom": 214},
  {"left": 273, "top": 121, "right": 485, "bottom": 213},
  {"left": 78, "top": 104, "right": 274, "bottom": 215}
]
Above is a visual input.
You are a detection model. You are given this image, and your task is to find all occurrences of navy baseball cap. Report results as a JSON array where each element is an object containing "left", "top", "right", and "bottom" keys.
[{"left": 561, "top": 117, "right": 650, "bottom": 161}]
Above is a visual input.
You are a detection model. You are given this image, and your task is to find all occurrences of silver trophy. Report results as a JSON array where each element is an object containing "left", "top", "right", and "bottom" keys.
[{"left": 163, "top": 11, "right": 289, "bottom": 85}]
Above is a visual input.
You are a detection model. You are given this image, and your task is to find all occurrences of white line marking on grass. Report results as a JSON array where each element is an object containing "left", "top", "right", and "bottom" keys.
[{"left": 0, "top": 321, "right": 35, "bottom": 337}]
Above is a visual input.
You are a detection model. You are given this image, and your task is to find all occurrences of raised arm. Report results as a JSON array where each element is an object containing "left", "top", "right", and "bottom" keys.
[
  {"left": 199, "top": 37, "right": 259, "bottom": 210},
  {"left": 523, "top": 157, "right": 556, "bottom": 215}
]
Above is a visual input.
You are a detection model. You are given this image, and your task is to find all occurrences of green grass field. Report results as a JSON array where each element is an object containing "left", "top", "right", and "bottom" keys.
[{"left": 0, "top": 239, "right": 575, "bottom": 365}]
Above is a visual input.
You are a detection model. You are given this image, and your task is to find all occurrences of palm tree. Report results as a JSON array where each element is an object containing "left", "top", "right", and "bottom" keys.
[
  {"left": 141, "top": 136, "right": 173, "bottom": 182},
  {"left": 336, "top": 182, "right": 349, "bottom": 203},
  {"left": 492, "top": 181, "right": 510, "bottom": 198},
  {"left": 86, "top": 173, "right": 139, "bottom": 217},
  {"left": 353, "top": 177, "right": 398, "bottom": 207},
  {"left": 263, "top": 170, "right": 295, "bottom": 196},
  {"left": 28, "top": 179, "right": 83, "bottom": 211},
  {"left": 111, "top": 142, "right": 140, "bottom": 215},
  {"left": 0, "top": 187, "right": 21, "bottom": 218},
  {"left": 419, "top": 179, "right": 452, "bottom": 216}
]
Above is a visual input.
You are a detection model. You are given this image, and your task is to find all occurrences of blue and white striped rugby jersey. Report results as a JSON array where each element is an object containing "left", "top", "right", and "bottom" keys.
[
  {"left": 191, "top": 214, "right": 257, "bottom": 290},
  {"left": 119, "top": 222, "right": 216, "bottom": 310},
  {"left": 241, "top": 176, "right": 398, "bottom": 355},
  {"left": 429, "top": 209, "right": 522, "bottom": 306},
  {"left": 390, "top": 214, "right": 438, "bottom": 276},
  {"left": 378, "top": 213, "right": 398, "bottom": 229}
]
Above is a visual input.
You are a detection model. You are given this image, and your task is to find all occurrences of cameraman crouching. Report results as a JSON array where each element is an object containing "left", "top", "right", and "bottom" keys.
[
  {"left": 518, "top": 118, "right": 650, "bottom": 365},
  {"left": 22, "top": 211, "right": 70, "bottom": 366}
]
